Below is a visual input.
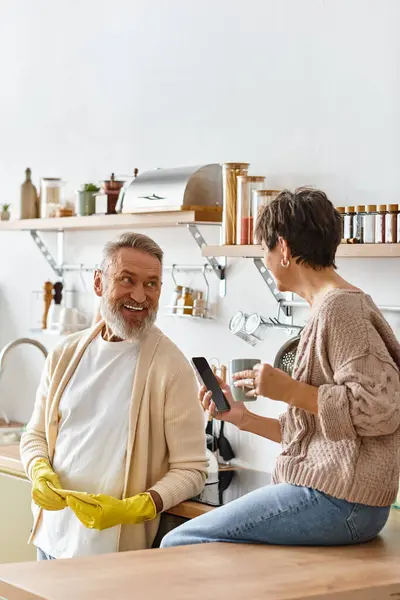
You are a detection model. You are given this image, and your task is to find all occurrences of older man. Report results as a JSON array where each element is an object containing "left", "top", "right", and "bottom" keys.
[{"left": 20, "top": 232, "right": 207, "bottom": 560}]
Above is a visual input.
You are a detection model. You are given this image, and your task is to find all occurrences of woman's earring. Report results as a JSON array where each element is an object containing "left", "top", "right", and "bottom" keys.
[{"left": 281, "top": 258, "right": 290, "bottom": 268}]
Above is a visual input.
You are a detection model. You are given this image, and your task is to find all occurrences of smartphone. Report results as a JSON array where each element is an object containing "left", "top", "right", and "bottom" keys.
[{"left": 192, "top": 357, "right": 231, "bottom": 412}]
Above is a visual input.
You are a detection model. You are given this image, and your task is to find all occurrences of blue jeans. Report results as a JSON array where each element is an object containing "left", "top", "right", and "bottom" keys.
[
  {"left": 161, "top": 484, "right": 390, "bottom": 548},
  {"left": 37, "top": 548, "right": 56, "bottom": 561}
]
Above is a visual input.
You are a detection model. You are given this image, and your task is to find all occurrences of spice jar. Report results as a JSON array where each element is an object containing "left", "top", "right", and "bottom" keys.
[
  {"left": 192, "top": 291, "right": 206, "bottom": 317},
  {"left": 343, "top": 206, "right": 354, "bottom": 240},
  {"left": 336, "top": 207, "right": 344, "bottom": 240},
  {"left": 221, "top": 163, "right": 249, "bottom": 245},
  {"left": 363, "top": 205, "right": 376, "bottom": 244},
  {"left": 397, "top": 204, "right": 400, "bottom": 243},
  {"left": 353, "top": 205, "right": 365, "bottom": 243},
  {"left": 252, "top": 190, "right": 281, "bottom": 243},
  {"left": 169, "top": 285, "right": 183, "bottom": 314},
  {"left": 386, "top": 204, "right": 398, "bottom": 243},
  {"left": 176, "top": 287, "right": 194, "bottom": 316},
  {"left": 375, "top": 205, "right": 386, "bottom": 244},
  {"left": 236, "top": 176, "right": 265, "bottom": 245},
  {"left": 40, "top": 178, "right": 64, "bottom": 218}
]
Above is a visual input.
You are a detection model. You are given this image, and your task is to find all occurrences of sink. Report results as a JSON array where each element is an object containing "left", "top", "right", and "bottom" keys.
[
  {"left": 0, "top": 431, "right": 21, "bottom": 445},
  {"left": 0, "top": 421, "right": 24, "bottom": 446}
]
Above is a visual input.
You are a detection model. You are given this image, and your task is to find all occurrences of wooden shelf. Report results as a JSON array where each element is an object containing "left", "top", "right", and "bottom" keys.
[
  {"left": 0, "top": 210, "right": 221, "bottom": 232},
  {"left": 202, "top": 244, "right": 400, "bottom": 259}
]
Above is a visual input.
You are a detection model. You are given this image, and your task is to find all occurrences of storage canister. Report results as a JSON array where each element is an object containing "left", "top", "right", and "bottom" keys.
[
  {"left": 221, "top": 163, "right": 249, "bottom": 245},
  {"left": 236, "top": 176, "right": 265, "bottom": 245},
  {"left": 252, "top": 190, "right": 281, "bottom": 243},
  {"left": 40, "top": 178, "right": 64, "bottom": 218}
]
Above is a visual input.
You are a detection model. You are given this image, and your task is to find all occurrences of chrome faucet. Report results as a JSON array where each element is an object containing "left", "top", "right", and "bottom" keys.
[
  {"left": 0, "top": 338, "right": 48, "bottom": 425},
  {"left": 0, "top": 338, "right": 48, "bottom": 372}
]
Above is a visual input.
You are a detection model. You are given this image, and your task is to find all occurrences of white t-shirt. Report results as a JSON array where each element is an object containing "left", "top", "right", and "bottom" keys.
[{"left": 34, "top": 333, "right": 139, "bottom": 558}]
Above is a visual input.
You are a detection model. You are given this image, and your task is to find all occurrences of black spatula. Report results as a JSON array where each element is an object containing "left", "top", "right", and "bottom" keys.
[{"left": 217, "top": 421, "right": 235, "bottom": 462}]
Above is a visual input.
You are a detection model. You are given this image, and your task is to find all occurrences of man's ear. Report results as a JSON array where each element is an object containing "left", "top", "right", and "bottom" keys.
[{"left": 94, "top": 270, "right": 104, "bottom": 298}]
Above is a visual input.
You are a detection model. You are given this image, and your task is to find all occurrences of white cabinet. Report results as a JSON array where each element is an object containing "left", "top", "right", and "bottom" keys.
[{"left": 0, "top": 471, "right": 36, "bottom": 563}]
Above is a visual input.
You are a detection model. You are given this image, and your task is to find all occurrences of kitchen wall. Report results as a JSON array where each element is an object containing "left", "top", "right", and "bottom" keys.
[{"left": 1, "top": 0, "right": 400, "bottom": 472}]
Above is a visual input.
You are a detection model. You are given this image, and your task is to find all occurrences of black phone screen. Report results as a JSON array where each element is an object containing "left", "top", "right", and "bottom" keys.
[{"left": 192, "top": 357, "right": 231, "bottom": 412}]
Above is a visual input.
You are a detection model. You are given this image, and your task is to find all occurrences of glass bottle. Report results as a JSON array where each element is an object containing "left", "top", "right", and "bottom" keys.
[
  {"left": 176, "top": 287, "right": 194, "bottom": 316},
  {"left": 386, "top": 204, "right": 398, "bottom": 244},
  {"left": 363, "top": 205, "right": 376, "bottom": 244},
  {"left": 236, "top": 176, "right": 265, "bottom": 245},
  {"left": 353, "top": 205, "right": 365, "bottom": 243},
  {"left": 20, "top": 168, "right": 39, "bottom": 219},
  {"left": 375, "top": 205, "right": 386, "bottom": 244},
  {"left": 343, "top": 206, "right": 355, "bottom": 240},
  {"left": 192, "top": 291, "right": 206, "bottom": 317},
  {"left": 221, "top": 163, "right": 249, "bottom": 245}
]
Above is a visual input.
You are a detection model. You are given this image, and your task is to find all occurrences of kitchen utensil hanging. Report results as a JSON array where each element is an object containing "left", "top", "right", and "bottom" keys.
[
  {"left": 229, "top": 309, "right": 302, "bottom": 346},
  {"left": 274, "top": 335, "right": 301, "bottom": 376},
  {"left": 164, "top": 264, "right": 213, "bottom": 319}
]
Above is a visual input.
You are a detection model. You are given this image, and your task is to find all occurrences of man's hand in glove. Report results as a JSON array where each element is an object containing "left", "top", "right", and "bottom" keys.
[
  {"left": 63, "top": 490, "right": 159, "bottom": 530},
  {"left": 31, "top": 459, "right": 67, "bottom": 511}
]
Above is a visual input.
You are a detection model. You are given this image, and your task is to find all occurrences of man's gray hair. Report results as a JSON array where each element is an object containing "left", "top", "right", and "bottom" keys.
[{"left": 101, "top": 232, "right": 163, "bottom": 272}]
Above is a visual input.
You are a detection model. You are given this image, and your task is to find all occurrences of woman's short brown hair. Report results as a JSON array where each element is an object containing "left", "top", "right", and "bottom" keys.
[{"left": 254, "top": 188, "right": 341, "bottom": 269}]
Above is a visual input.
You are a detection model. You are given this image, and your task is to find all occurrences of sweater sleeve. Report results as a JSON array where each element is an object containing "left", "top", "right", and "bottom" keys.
[
  {"left": 149, "top": 358, "right": 208, "bottom": 511},
  {"left": 20, "top": 355, "right": 52, "bottom": 478},
  {"left": 318, "top": 354, "right": 400, "bottom": 440}
]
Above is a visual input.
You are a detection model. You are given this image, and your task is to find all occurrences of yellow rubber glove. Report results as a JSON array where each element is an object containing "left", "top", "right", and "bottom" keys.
[
  {"left": 64, "top": 490, "right": 157, "bottom": 530},
  {"left": 31, "top": 459, "right": 67, "bottom": 511}
]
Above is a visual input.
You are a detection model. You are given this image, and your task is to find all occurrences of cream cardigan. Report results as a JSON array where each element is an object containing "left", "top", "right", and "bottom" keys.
[{"left": 20, "top": 321, "right": 208, "bottom": 551}]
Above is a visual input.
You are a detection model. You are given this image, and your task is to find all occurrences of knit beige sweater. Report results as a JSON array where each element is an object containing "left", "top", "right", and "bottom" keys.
[{"left": 274, "top": 290, "right": 400, "bottom": 506}]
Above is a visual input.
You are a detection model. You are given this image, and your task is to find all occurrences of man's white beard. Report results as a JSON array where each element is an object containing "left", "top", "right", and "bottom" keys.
[{"left": 100, "top": 293, "right": 157, "bottom": 341}]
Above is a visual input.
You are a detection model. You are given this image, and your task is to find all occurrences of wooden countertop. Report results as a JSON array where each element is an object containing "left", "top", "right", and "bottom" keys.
[
  {"left": 0, "top": 445, "right": 26, "bottom": 478},
  {"left": 0, "top": 445, "right": 213, "bottom": 517},
  {"left": 0, "top": 510, "right": 399, "bottom": 600}
]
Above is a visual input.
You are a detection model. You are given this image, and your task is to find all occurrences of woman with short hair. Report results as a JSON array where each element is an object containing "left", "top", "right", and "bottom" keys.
[{"left": 162, "top": 187, "right": 400, "bottom": 548}]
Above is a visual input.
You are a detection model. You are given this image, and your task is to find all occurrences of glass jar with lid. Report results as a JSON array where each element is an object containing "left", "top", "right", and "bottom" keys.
[
  {"left": 236, "top": 176, "right": 265, "bottom": 245},
  {"left": 40, "top": 178, "right": 64, "bottom": 218},
  {"left": 343, "top": 206, "right": 354, "bottom": 240},
  {"left": 386, "top": 204, "right": 398, "bottom": 243},
  {"left": 353, "top": 205, "right": 365, "bottom": 243},
  {"left": 221, "top": 163, "right": 249, "bottom": 245},
  {"left": 192, "top": 291, "right": 206, "bottom": 317},
  {"left": 176, "top": 287, "right": 194, "bottom": 316},
  {"left": 252, "top": 190, "right": 281, "bottom": 243},
  {"left": 375, "top": 205, "right": 387, "bottom": 243},
  {"left": 336, "top": 207, "right": 345, "bottom": 240},
  {"left": 397, "top": 204, "right": 400, "bottom": 243},
  {"left": 168, "top": 285, "right": 183, "bottom": 314},
  {"left": 363, "top": 205, "right": 376, "bottom": 244}
]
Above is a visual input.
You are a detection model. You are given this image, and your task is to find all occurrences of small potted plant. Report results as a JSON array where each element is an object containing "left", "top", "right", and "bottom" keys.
[
  {"left": 0, "top": 204, "right": 11, "bottom": 221},
  {"left": 77, "top": 184, "right": 100, "bottom": 216}
]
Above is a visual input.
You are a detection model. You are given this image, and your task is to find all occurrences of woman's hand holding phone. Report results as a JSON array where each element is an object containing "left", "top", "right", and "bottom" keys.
[{"left": 200, "top": 375, "right": 248, "bottom": 429}]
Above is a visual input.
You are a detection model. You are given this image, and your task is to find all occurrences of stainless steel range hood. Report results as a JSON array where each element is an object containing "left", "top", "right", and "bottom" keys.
[{"left": 116, "top": 164, "right": 222, "bottom": 214}]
